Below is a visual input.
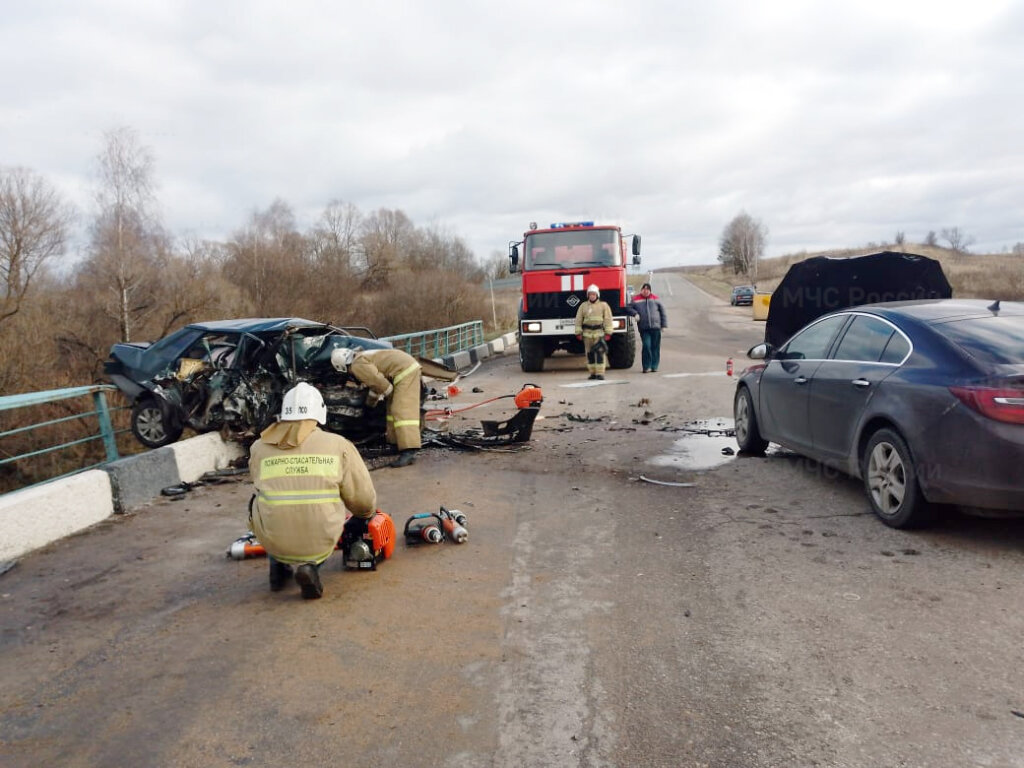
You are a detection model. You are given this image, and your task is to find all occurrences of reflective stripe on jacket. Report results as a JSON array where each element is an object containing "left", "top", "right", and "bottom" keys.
[
  {"left": 350, "top": 348, "right": 423, "bottom": 450},
  {"left": 249, "top": 427, "right": 376, "bottom": 565},
  {"left": 351, "top": 349, "right": 420, "bottom": 393},
  {"left": 575, "top": 300, "right": 613, "bottom": 337}
]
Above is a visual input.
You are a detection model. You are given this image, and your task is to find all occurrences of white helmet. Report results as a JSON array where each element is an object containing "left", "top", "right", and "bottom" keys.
[
  {"left": 280, "top": 382, "right": 326, "bottom": 424},
  {"left": 586, "top": 284, "right": 600, "bottom": 296},
  {"left": 330, "top": 346, "right": 356, "bottom": 373}
]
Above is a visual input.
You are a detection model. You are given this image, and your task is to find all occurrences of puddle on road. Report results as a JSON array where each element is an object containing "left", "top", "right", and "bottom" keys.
[{"left": 648, "top": 417, "right": 738, "bottom": 471}]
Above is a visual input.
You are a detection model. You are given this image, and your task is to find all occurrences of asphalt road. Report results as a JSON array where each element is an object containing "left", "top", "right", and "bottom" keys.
[{"left": 3, "top": 273, "right": 1023, "bottom": 768}]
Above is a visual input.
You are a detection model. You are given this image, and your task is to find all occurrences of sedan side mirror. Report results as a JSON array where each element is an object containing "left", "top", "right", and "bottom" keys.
[{"left": 747, "top": 342, "right": 772, "bottom": 360}]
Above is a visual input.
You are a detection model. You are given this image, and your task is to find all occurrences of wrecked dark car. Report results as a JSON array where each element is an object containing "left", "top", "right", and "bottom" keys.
[{"left": 104, "top": 318, "right": 398, "bottom": 448}]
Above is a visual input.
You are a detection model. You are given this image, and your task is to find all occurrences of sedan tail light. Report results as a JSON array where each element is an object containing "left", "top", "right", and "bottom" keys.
[{"left": 950, "top": 385, "right": 1024, "bottom": 425}]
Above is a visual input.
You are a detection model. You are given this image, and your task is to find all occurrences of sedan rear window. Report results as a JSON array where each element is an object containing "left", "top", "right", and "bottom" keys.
[
  {"left": 880, "top": 333, "right": 911, "bottom": 364},
  {"left": 935, "top": 316, "right": 1024, "bottom": 364}
]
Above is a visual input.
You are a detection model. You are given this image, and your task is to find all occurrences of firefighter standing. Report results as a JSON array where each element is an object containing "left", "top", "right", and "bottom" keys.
[
  {"left": 249, "top": 382, "right": 377, "bottom": 599},
  {"left": 574, "top": 283, "right": 614, "bottom": 380},
  {"left": 332, "top": 346, "right": 422, "bottom": 467}
]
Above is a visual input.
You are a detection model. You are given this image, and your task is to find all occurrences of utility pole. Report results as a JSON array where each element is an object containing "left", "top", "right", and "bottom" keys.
[{"left": 488, "top": 277, "right": 497, "bottom": 330}]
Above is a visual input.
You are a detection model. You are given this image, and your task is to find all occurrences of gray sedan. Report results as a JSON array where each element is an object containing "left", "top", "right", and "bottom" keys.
[{"left": 733, "top": 300, "right": 1024, "bottom": 528}]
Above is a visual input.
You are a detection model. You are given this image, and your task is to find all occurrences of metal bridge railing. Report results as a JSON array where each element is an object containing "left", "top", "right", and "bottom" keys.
[
  {"left": 382, "top": 320, "right": 484, "bottom": 359},
  {"left": 0, "top": 385, "right": 127, "bottom": 486}
]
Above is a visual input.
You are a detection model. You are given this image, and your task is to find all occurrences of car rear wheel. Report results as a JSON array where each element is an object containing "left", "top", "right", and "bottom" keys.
[
  {"left": 131, "top": 397, "right": 184, "bottom": 448},
  {"left": 734, "top": 386, "right": 768, "bottom": 455},
  {"left": 861, "top": 428, "right": 931, "bottom": 529}
]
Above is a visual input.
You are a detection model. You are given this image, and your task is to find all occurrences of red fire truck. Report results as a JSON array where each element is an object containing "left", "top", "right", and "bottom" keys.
[{"left": 509, "top": 221, "right": 641, "bottom": 372}]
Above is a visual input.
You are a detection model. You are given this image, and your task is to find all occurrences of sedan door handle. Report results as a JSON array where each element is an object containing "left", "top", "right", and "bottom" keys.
[
  {"left": 793, "top": 376, "right": 808, "bottom": 385},
  {"left": 852, "top": 378, "right": 871, "bottom": 389}
]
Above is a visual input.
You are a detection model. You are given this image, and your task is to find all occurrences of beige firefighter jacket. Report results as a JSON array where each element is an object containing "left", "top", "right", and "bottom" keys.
[
  {"left": 575, "top": 299, "right": 613, "bottom": 338},
  {"left": 249, "top": 423, "right": 376, "bottom": 565},
  {"left": 349, "top": 348, "right": 423, "bottom": 450}
]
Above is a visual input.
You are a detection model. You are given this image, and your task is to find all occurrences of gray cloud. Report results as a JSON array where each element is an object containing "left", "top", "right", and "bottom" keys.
[{"left": 1, "top": 0, "right": 1022, "bottom": 269}]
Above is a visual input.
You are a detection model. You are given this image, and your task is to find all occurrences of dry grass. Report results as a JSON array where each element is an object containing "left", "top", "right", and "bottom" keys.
[{"left": 666, "top": 244, "right": 1024, "bottom": 303}]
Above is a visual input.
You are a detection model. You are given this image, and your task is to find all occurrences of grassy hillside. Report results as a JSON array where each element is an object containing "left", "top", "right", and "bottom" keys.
[{"left": 663, "top": 245, "right": 1024, "bottom": 303}]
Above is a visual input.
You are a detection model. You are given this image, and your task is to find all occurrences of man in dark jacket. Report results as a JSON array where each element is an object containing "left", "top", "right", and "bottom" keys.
[{"left": 628, "top": 283, "right": 668, "bottom": 373}]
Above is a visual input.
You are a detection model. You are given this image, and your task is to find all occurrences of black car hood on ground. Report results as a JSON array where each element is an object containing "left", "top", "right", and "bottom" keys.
[{"left": 765, "top": 251, "right": 952, "bottom": 348}]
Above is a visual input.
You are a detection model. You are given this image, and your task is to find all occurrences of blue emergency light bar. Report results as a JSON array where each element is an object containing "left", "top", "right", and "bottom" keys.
[{"left": 549, "top": 221, "right": 594, "bottom": 229}]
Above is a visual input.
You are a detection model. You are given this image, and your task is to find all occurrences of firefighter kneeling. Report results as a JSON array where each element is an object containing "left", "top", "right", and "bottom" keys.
[
  {"left": 574, "top": 283, "right": 614, "bottom": 380},
  {"left": 249, "top": 382, "right": 377, "bottom": 599}
]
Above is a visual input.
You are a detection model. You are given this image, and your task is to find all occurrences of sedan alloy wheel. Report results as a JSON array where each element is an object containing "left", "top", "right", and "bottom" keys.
[
  {"left": 861, "top": 427, "right": 931, "bottom": 528},
  {"left": 734, "top": 387, "right": 768, "bottom": 455},
  {"left": 131, "top": 398, "right": 184, "bottom": 448},
  {"left": 867, "top": 442, "right": 905, "bottom": 514}
]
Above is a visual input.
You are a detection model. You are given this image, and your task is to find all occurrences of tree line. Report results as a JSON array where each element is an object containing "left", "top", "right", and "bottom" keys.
[
  {"left": 1, "top": 127, "right": 509, "bottom": 396},
  {"left": 717, "top": 211, "right": 1022, "bottom": 281}
]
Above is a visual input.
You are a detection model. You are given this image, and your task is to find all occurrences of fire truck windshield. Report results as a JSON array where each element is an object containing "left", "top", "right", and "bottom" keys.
[{"left": 524, "top": 229, "right": 620, "bottom": 271}]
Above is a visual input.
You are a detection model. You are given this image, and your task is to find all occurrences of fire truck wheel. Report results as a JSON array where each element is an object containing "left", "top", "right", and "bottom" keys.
[
  {"left": 607, "top": 325, "right": 636, "bottom": 369},
  {"left": 519, "top": 336, "right": 545, "bottom": 372}
]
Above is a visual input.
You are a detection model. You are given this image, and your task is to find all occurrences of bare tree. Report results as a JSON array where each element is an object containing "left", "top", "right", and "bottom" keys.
[
  {"left": 718, "top": 212, "right": 768, "bottom": 282},
  {"left": 155, "top": 236, "right": 248, "bottom": 337},
  {"left": 940, "top": 226, "right": 974, "bottom": 255},
  {"left": 223, "top": 199, "right": 306, "bottom": 315},
  {"left": 1013, "top": 242, "right": 1024, "bottom": 257},
  {"left": 309, "top": 199, "right": 362, "bottom": 273},
  {"left": 406, "top": 224, "right": 480, "bottom": 277},
  {"left": 0, "top": 167, "right": 75, "bottom": 327},
  {"left": 360, "top": 208, "right": 414, "bottom": 288},
  {"left": 484, "top": 249, "right": 511, "bottom": 280},
  {"left": 379, "top": 269, "right": 487, "bottom": 336},
  {"left": 924, "top": 230, "right": 938, "bottom": 247},
  {"left": 894, "top": 231, "right": 906, "bottom": 248},
  {"left": 88, "top": 127, "right": 161, "bottom": 342}
]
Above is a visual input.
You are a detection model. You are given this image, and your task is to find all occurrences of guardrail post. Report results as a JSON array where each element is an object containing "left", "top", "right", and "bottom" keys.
[{"left": 93, "top": 390, "right": 120, "bottom": 463}]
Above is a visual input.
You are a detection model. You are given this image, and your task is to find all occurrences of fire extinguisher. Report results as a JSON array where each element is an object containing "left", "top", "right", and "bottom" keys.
[{"left": 726, "top": 357, "right": 734, "bottom": 377}]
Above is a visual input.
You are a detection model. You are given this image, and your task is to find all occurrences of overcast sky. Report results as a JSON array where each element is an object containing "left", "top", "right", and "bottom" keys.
[{"left": 2, "top": 0, "right": 1022, "bottom": 269}]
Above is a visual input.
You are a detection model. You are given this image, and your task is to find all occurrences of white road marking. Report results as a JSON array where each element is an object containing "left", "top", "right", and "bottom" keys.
[
  {"left": 559, "top": 380, "right": 630, "bottom": 388},
  {"left": 662, "top": 371, "right": 728, "bottom": 378}
]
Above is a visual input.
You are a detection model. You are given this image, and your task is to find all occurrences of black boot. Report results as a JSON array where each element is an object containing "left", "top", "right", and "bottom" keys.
[
  {"left": 294, "top": 563, "right": 324, "bottom": 599},
  {"left": 268, "top": 559, "right": 293, "bottom": 592},
  {"left": 391, "top": 449, "right": 417, "bottom": 467}
]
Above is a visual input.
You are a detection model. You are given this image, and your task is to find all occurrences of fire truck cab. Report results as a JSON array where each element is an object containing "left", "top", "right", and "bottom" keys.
[{"left": 509, "top": 221, "right": 641, "bottom": 372}]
